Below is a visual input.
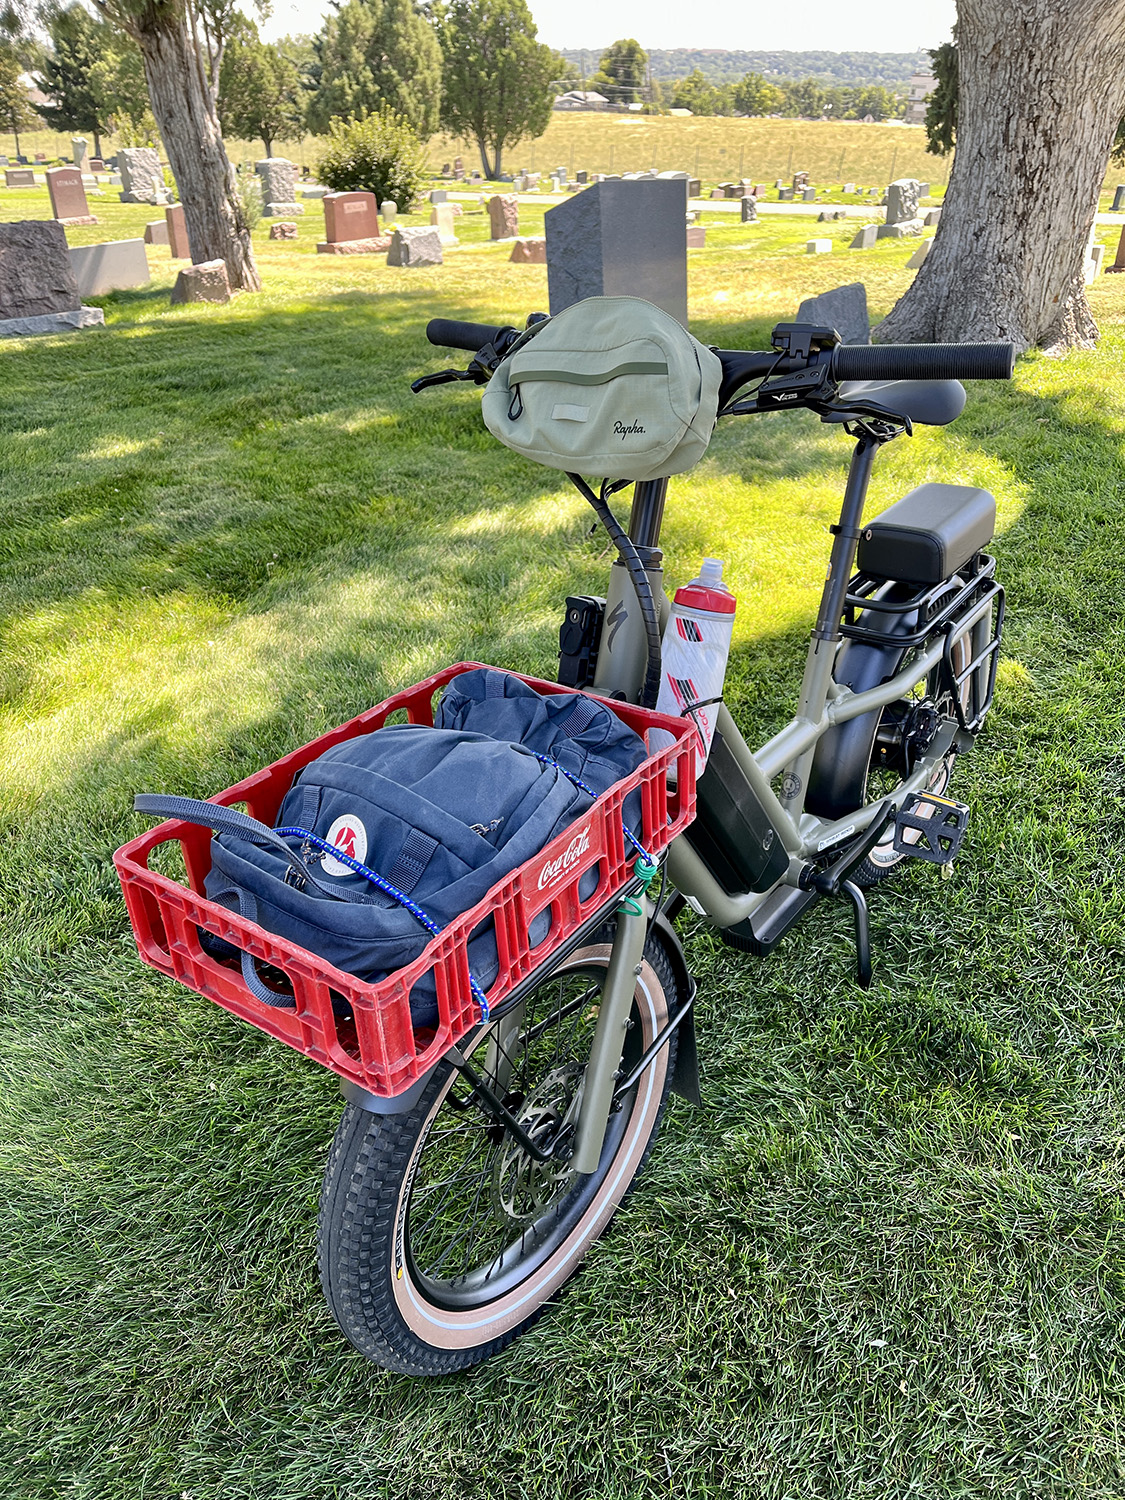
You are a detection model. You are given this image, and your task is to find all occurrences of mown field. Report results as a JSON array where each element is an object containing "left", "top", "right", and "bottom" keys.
[{"left": 1, "top": 182, "right": 1124, "bottom": 1499}]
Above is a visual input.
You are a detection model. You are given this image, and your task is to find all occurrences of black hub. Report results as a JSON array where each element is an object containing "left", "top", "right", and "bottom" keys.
[{"left": 873, "top": 698, "right": 941, "bottom": 776}]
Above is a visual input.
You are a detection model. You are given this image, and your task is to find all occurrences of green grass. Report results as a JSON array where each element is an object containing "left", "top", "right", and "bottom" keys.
[{"left": 1, "top": 184, "right": 1125, "bottom": 1499}]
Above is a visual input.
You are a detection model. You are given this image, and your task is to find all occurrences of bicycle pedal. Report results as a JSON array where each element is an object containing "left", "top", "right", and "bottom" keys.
[{"left": 893, "top": 792, "right": 970, "bottom": 865}]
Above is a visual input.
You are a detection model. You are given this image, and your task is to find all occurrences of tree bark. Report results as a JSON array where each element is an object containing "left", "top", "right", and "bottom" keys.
[
  {"left": 129, "top": 11, "right": 259, "bottom": 291},
  {"left": 876, "top": 0, "right": 1125, "bottom": 352}
]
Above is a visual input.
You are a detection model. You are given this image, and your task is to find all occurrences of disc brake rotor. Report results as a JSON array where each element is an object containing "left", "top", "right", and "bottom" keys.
[{"left": 491, "top": 1064, "right": 583, "bottom": 1223}]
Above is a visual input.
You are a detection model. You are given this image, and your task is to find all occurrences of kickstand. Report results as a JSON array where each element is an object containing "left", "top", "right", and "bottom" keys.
[
  {"left": 801, "top": 800, "right": 893, "bottom": 988},
  {"left": 839, "top": 879, "right": 872, "bottom": 988}
]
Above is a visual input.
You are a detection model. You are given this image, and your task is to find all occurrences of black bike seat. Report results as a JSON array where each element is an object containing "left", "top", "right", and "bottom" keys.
[{"left": 839, "top": 378, "right": 966, "bottom": 427}]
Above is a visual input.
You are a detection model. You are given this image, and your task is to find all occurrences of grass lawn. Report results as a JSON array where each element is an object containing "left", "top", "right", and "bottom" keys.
[{"left": 1, "top": 183, "right": 1124, "bottom": 1499}]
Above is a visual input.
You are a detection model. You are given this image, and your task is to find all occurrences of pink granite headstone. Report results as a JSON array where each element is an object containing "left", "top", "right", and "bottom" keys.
[
  {"left": 165, "top": 202, "right": 191, "bottom": 259},
  {"left": 47, "top": 167, "right": 97, "bottom": 226},
  {"left": 323, "top": 192, "right": 380, "bottom": 242}
]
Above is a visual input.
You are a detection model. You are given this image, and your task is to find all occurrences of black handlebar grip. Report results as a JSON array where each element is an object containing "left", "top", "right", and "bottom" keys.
[
  {"left": 831, "top": 342, "right": 1015, "bottom": 383},
  {"left": 426, "top": 318, "right": 507, "bottom": 352}
]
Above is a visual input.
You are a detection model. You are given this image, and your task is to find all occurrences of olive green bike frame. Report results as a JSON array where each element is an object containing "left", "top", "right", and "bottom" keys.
[{"left": 562, "top": 434, "right": 991, "bottom": 1165}]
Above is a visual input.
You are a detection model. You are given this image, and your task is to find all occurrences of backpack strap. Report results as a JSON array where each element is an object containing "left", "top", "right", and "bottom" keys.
[
  {"left": 133, "top": 794, "right": 378, "bottom": 905},
  {"left": 205, "top": 876, "right": 298, "bottom": 1009}
]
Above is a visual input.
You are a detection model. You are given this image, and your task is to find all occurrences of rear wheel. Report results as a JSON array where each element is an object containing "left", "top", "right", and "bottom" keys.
[{"left": 318, "top": 932, "right": 679, "bottom": 1375}]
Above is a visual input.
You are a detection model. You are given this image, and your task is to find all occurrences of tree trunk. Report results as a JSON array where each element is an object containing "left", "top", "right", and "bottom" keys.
[
  {"left": 93, "top": 128, "right": 103, "bottom": 159},
  {"left": 12, "top": 128, "right": 20, "bottom": 159},
  {"left": 477, "top": 137, "right": 495, "bottom": 179},
  {"left": 876, "top": 0, "right": 1125, "bottom": 352},
  {"left": 263, "top": 134, "right": 272, "bottom": 158},
  {"left": 131, "top": 12, "right": 260, "bottom": 291}
]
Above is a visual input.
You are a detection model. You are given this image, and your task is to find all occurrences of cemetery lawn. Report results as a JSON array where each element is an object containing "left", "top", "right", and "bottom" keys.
[{"left": 1, "top": 185, "right": 1125, "bottom": 1499}]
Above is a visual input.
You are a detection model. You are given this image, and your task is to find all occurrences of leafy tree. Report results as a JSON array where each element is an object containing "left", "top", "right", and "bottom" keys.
[
  {"left": 310, "top": 0, "right": 442, "bottom": 137},
  {"left": 669, "top": 69, "right": 731, "bottom": 117},
  {"left": 0, "top": 44, "right": 38, "bottom": 157},
  {"left": 89, "top": 0, "right": 259, "bottom": 291},
  {"left": 592, "top": 37, "right": 646, "bottom": 103},
  {"left": 316, "top": 106, "right": 427, "bottom": 205},
  {"left": 924, "top": 39, "right": 957, "bottom": 154},
  {"left": 730, "top": 71, "right": 783, "bottom": 116},
  {"left": 219, "top": 20, "right": 305, "bottom": 156},
  {"left": 434, "top": 0, "right": 554, "bottom": 178},
  {"left": 550, "top": 51, "right": 583, "bottom": 93},
  {"left": 34, "top": 3, "right": 113, "bottom": 156},
  {"left": 87, "top": 35, "right": 157, "bottom": 144},
  {"left": 780, "top": 77, "right": 826, "bottom": 118}
]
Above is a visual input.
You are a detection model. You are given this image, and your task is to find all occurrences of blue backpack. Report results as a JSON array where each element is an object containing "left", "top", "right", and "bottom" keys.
[{"left": 135, "top": 671, "right": 647, "bottom": 1026}]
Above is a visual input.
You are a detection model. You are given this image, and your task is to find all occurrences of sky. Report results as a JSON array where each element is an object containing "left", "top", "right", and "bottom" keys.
[{"left": 260, "top": 0, "right": 957, "bottom": 52}]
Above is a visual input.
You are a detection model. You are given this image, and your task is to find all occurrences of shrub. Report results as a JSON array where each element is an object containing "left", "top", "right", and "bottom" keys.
[
  {"left": 316, "top": 109, "right": 428, "bottom": 209},
  {"left": 235, "top": 165, "right": 263, "bottom": 233}
]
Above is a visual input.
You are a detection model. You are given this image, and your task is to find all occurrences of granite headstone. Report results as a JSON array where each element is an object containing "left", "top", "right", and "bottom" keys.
[
  {"left": 796, "top": 282, "right": 870, "bottom": 345},
  {"left": 544, "top": 177, "right": 688, "bottom": 327},
  {"left": 47, "top": 168, "right": 97, "bottom": 226},
  {"left": 0, "top": 220, "right": 104, "bottom": 335},
  {"left": 119, "top": 148, "right": 165, "bottom": 205}
]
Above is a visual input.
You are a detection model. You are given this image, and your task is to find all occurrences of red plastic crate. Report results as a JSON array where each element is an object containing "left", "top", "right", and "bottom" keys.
[{"left": 115, "top": 664, "right": 697, "bottom": 1098}]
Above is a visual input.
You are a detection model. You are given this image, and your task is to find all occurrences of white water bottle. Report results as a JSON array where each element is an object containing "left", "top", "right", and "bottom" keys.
[{"left": 652, "top": 558, "right": 737, "bottom": 779}]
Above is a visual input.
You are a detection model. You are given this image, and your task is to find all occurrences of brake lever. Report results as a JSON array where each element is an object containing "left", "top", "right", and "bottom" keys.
[{"left": 410, "top": 369, "right": 479, "bottom": 393}]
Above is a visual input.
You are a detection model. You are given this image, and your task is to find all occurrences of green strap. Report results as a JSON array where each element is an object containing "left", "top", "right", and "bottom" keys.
[{"left": 511, "top": 361, "right": 668, "bottom": 387}]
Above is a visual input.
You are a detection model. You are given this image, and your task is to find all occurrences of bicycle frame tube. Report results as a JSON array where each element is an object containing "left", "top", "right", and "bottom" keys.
[{"left": 590, "top": 438, "right": 978, "bottom": 928}]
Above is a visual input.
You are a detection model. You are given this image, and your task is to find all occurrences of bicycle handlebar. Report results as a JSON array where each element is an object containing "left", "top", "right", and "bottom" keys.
[
  {"left": 425, "top": 319, "right": 1016, "bottom": 384},
  {"left": 829, "top": 342, "right": 1015, "bottom": 382},
  {"left": 426, "top": 318, "right": 509, "bottom": 352}
]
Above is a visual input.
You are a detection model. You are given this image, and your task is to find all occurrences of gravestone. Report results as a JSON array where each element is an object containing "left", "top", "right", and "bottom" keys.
[
  {"left": 429, "top": 188, "right": 448, "bottom": 204},
  {"left": 1107, "top": 225, "right": 1125, "bottom": 272},
  {"left": 806, "top": 239, "right": 832, "bottom": 254},
  {"left": 710, "top": 187, "right": 725, "bottom": 200},
  {"left": 170, "top": 259, "right": 231, "bottom": 304},
  {"left": 380, "top": 200, "right": 398, "bottom": 225},
  {"left": 268, "top": 221, "right": 298, "bottom": 239},
  {"left": 924, "top": 208, "right": 942, "bottom": 227},
  {"left": 386, "top": 226, "right": 443, "bottom": 267},
  {"left": 688, "top": 178, "right": 701, "bottom": 197},
  {"left": 488, "top": 194, "right": 519, "bottom": 239},
  {"left": 884, "top": 178, "right": 923, "bottom": 233},
  {"left": 850, "top": 225, "right": 878, "bottom": 250},
  {"left": 686, "top": 226, "right": 706, "bottom": 249},
  {"left": 796, "top": 282, "right": 869, "bottom": 344},
  {"left": 802, "top": 187, "right": 816, "bottom": 202},
  {"left": 88, "top": 158, "right": 104, "bottom": 173},
  {"left": 69, "top": 239, "right": 150, "bottom": 296},
  {"left": 576, "top": 170, "right": 588, "bottom": 185},
  {"left": 544, "top": 177, "right": 688, "bottom": 327},
  {"left": 34, "top": 153, "right": 46, "bottom": 163},
  {"left": 0, "top": 221, "right": 104, "bottom": 335},
  {"left": 143, "top": 219, "right": 169, "bottom": 245},
  {"left": 793, "top": 171, "right": 809, "bottom": 190},
  {"left": 317, "top": 191, "right": 387, "bottom": 253},
  {"left": 843, "top": 182, "right": 855, "bottom": 193},
  {"left": 165, "top": 203, "right": 190, "bottom": 259},
  {"left": 1113, "top": 185, "right": 1125, "bottom": 213},
  {"left": 256, "top": 158, "right": 302, "bottom": 215},
  {"left": 741, "top": 196, "right": 758, "bottom": 223},
  {"left": 778, "top": 188, "right": 794, "bottom": 201},
  {"left": 454, "top": 156, "right": 463, "bottom": 175},
  {"left": 1085, "top": 241, "right": 1106, "bottom": 283},
  {"left": 0, "top": 156, "right": 8, "bottom": 166},
  {"left": 71, "top": 137, "right": 89, "bottom": 172},
  {"left": 877, "top": 221, "right": 923, "bottom": 240},
  {"left": 5, "top": 169, "right": 34, "bottom": 187},
  {"left": 440, "top": 163, "right": 452, "bottom": 177},
  {"left": 300, "top": 184, "right": 328, "bottom": 199},
  {"left": 119, "top": 147, "right": 165, "bottom": 204},
  {"left": 907, "top": 240, "right": 931, "bottom": 269},
  {"left": 429, "top": 202, "right": 459, "bottom": 246},
  {"left": 509, "top": 237, "right": 546, "bottom": 263},
  {"left": 47, "top": 168, "right": 97, "bottom": 226}
]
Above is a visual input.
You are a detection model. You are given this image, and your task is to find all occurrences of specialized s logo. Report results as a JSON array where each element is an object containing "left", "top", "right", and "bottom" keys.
[
  {"left": 322, "top": 814, "right": 368, "bottom": 876},
  {"left": 537, "top": 825, "right": 591, "bottom": 890},
  {"left": 613, "top": 420, "right": 646, "bottom": 438},
  {"left": 606, "top": 599, "right": 628, "bottom": 649}
]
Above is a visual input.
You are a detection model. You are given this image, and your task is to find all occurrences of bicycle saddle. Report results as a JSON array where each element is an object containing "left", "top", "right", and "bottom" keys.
[{"left": 838, "top": 378, "right": 966, "bottom": 427}]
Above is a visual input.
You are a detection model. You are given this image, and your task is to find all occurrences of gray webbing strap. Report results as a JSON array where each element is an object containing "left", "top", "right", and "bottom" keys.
[
  {"left": 385, "top": 828, "right": 438, "bottom": 896},
  {"left": 556, "top": 694, "right": 601, "bottom": 740}
]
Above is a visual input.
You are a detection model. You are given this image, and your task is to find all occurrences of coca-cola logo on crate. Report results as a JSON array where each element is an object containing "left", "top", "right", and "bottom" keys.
[{"left": 537, "top": 825, "right": 591, "bottom": 890}]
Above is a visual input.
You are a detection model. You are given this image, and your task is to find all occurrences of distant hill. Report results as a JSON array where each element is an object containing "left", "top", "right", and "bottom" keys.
[{"left": 558, "top": 49, "right": 933, "bottom": 90}]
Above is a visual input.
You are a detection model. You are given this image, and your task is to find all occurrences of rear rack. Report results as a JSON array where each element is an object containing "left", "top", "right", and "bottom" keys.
[{"left": 840, "top": 553, "right": 1005, "bottom": 733}]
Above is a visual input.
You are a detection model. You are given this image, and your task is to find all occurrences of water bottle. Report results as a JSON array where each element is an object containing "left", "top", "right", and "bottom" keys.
[{"left": 652, "top": 558, "right": 737, "bottom": 779}]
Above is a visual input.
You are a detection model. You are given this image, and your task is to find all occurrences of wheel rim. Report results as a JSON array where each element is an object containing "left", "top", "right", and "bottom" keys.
[{"left": 401, "top": 958, "right": 650, "bottom": 1313}]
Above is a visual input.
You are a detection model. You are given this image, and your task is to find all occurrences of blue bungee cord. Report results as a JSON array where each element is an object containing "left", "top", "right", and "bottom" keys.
[{"left": 273, "top": 755, "right": 658, "bottom": 1023}]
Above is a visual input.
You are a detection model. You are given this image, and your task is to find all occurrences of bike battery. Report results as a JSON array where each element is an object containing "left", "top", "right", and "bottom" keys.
[{"left": 683, "top": 729, "right": 789, "bottom": 895}]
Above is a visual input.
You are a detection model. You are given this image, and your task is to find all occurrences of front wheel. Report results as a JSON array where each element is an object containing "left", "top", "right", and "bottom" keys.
[{"left": 317, "top": 932, "right": 680, "bottom": 1375}]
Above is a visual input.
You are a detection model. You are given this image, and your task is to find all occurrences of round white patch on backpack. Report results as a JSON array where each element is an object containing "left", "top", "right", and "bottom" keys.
[{"left": 322, "top": 814, "right": 368, "bottom": 876}]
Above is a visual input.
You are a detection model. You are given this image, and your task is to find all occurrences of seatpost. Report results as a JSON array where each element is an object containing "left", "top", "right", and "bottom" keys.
[
  {"left": 814, "top": 435, "right": 879, "bottom": 642},
  {"left": 628, "top": 478, "right": 669, "bottom": 548}
]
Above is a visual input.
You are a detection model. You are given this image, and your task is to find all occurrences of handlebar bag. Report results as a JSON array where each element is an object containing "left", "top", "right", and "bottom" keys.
[
  {"left": 481, "top": 296, "right": 723, "bottom": 481},
  {"left": 140, "top": 675, "right": 646, "bottom": 1028}
]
